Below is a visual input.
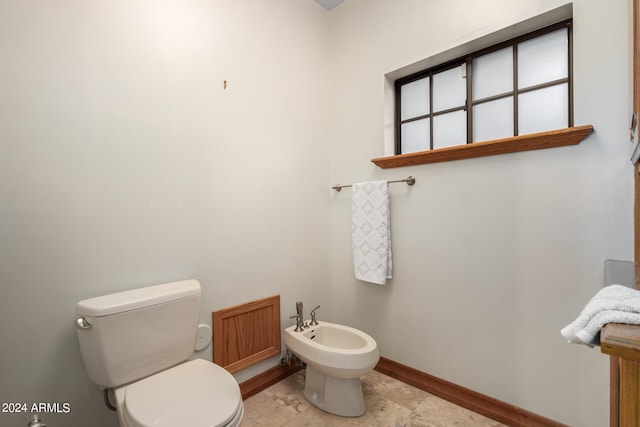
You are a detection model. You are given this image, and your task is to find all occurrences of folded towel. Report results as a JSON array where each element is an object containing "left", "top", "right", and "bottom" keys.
[
  {"left": 561, "top": 284, "right": 640, "bottom": 347},
  {"left": 352, "top": 181, "right": 392, "bottom": 285}
]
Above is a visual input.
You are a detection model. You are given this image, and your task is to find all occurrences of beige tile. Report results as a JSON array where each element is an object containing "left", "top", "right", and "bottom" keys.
[
  {"left": 361, "top": 370, "right": 431, "bottom": 411},
  {"left": 242, "top": 392, "right": 297, "bottom": 426},
  {"left": 280, "top": 405, "right": 348, "bottom": 427},
  {"left": 409, "top": 395, "right": 505, "bottom": 427},
  {"left": 359, "top": 392, "right": 413, "bottom": 426},
  {"left": 281, "top": 394, "right": 411, "bottom": 427},
  {"left": 261, "top": 371, "right": 311, "bottom": 416},
  {"left": 243, "top": 369, "right": 505, "bottom": 427}
]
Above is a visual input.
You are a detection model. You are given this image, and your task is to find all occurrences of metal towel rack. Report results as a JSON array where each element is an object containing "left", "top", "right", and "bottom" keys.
[{"left": 331, "top": 176, "right": 416, "bottom": 192}]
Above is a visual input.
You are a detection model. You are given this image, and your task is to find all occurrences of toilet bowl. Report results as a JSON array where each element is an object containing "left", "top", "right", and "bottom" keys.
[
  {"left": 114, "top": 359, "right": 244, "bottom": 427},
  {"left": 284, "top": 321, "right": 379, "bottom": 417}
]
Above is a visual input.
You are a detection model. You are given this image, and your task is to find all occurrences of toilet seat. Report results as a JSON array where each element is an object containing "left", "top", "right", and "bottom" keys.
[{"left": 119, "top": 358, "right": 243, "bottom": 427}]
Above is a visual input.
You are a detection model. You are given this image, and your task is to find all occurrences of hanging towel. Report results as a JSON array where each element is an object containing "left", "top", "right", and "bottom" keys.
[
  {"left": 352, "top": 181, "right": 392, "bottom": 285},
  {"left": 560, "top": 284, "right": 640, "bottom": 347}
]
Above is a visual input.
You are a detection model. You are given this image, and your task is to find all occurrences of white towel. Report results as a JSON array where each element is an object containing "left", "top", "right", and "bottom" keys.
[
  {"left": 352, "top": 181, "right": 392, "bottom": 285},
  {"left": 560, "top": 284, "right": 640, "bottom": 347}
]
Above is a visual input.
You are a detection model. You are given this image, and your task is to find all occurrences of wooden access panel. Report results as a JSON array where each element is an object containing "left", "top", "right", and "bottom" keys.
[{"left": 212, "top": 295, "right": 281, "bottom": 373}]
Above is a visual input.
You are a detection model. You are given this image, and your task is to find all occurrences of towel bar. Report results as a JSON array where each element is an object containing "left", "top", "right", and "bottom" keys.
[{"left": 331, "top": 176, "right": 415, "bottom": 192}]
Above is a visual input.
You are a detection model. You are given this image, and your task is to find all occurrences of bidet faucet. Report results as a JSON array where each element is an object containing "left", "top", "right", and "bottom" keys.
[{"left": 289, "top": 301, "right": 304, "bottom": 332}]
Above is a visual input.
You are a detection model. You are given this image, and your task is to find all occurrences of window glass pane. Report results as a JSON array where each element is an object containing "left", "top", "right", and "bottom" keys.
[
  {"left": 401, "top": 78, "right": 430, "bottom": 120},
  {"left": 472, "top": 47, "right": 513, "bottom": 100},
  {"left": 433, "top": 110, "right": 466, "bottom": 149},
  {"left": 518, "top": 28, "right": 568, "bottom": 88},
  {"left": 401, "top": 119, "right": 430, "bottom": 153},
  {"left": 473, "top": 97, "right": 514, "bottom": 142},
  {"left": 433, "top": 66, "right": 466, "bottom": 112},
  {"left": 518, "top": 83, "right": 568, "bottom": 135}
]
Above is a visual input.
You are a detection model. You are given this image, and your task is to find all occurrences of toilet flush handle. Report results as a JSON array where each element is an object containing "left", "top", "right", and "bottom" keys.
[
  {"left": 28, "top": 414, "right": 46, "bottom": 427},
  {"left": 75, "top": 317, "right": 92, "bottom": 330}
]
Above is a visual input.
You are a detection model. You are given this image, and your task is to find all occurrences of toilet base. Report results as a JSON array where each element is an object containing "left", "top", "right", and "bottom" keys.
[{"left": 302, "top": 365, "right": 366, "bottom": 417}]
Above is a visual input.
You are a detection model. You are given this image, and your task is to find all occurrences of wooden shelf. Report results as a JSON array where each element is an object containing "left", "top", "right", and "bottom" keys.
[
  {"left": 602, "top": 323, "right": 640, "bottom": 362},
  {"left": 371, "top": 125, "right": 594, "bottom": 169}
]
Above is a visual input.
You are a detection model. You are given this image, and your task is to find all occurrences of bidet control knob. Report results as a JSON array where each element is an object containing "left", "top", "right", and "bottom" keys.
[{"left": 310, "top": 305, "right": 320, "bottom": 326}]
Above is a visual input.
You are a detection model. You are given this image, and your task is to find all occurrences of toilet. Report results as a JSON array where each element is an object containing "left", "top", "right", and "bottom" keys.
[
  {"left": 75, "top": 280, "right": 243, "bottom": 427},
  {"left": 284, "top": 321, "right": 379, "bottom": 417}
]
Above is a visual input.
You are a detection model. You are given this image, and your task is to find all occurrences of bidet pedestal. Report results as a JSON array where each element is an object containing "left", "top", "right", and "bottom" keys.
[{"left": 302, "top": 365, "right": 366, "bottom": 417}]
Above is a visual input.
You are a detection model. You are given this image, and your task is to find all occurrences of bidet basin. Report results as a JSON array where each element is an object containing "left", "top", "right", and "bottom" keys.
[{"left": 284, "top": 321, "right": 379, "bottom": 379}]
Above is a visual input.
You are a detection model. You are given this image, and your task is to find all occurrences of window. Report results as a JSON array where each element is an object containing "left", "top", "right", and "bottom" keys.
[{"left": 395, "top": 20, "right": 572, "bottom": 155}]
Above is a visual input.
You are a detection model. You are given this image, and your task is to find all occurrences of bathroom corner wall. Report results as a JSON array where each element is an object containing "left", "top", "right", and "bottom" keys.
[
  {"left": 327, "top": 1, "right": 632, "bottom": 426},
  {"left": 0, "top": 1, "right": 332, "bottom": 425}
]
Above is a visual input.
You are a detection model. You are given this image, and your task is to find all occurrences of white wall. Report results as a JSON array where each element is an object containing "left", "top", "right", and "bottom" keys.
[
  {"left": 328, "top": 1, "right": 633, "bottom": 426},
  {"left": 0, "top": 1, "right": 331, "bottom": 425}
]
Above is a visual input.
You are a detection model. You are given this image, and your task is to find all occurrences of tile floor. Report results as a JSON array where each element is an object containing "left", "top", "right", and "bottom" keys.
[{"left": 242, "top": 369, "right": 506, "bottom": 426}]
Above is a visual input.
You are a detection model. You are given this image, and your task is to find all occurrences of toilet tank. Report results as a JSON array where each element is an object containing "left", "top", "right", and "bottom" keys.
[{"left": 76, "top": 280, "right": 201, "bottom": 388}]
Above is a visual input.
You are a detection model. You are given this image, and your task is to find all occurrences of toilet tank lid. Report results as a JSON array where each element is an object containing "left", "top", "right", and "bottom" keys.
[{"left": 76, "top": 280, "right": 201, "bottom": 317}]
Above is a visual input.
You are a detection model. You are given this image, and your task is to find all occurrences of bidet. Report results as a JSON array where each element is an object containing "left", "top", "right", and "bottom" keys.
[{"left": 284, "top": 321, "right": 379, "bottom": 417}]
